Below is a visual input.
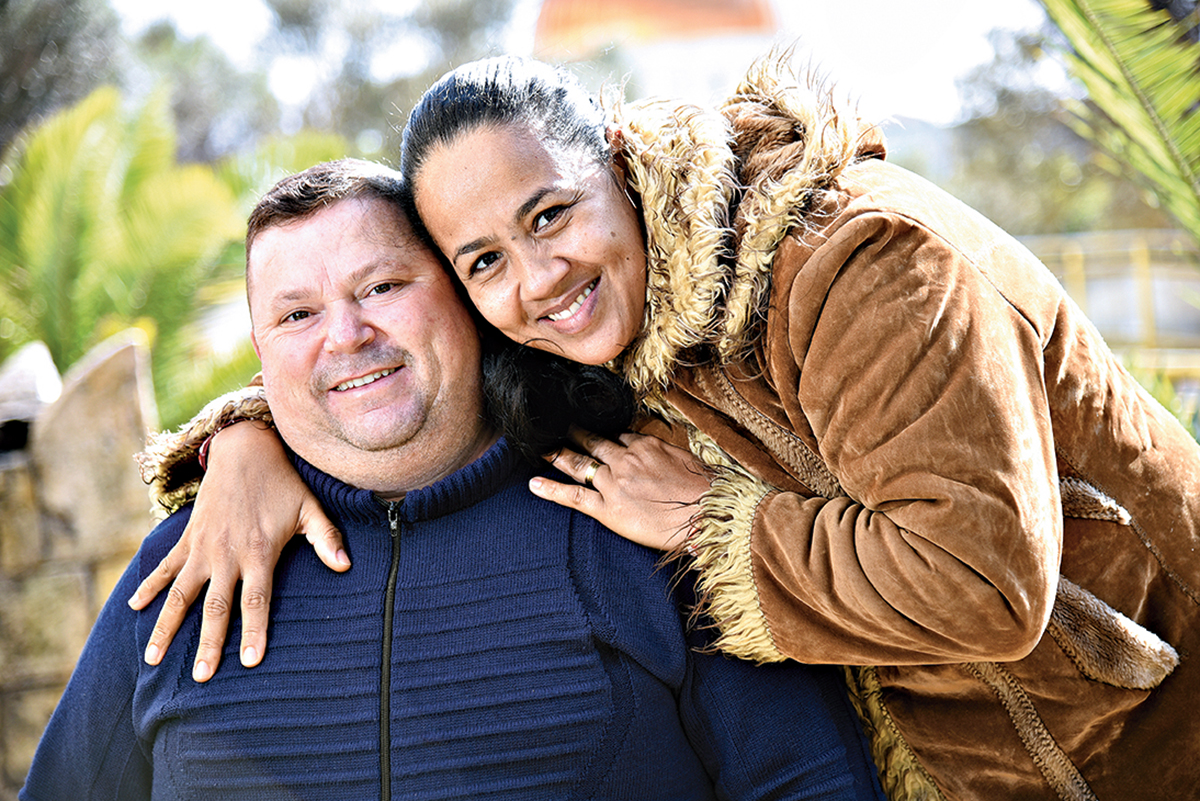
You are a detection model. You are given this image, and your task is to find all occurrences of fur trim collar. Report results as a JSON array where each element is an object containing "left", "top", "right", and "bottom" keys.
[{"left": 606, "top": 55, "right": 882, "bottom": 405}]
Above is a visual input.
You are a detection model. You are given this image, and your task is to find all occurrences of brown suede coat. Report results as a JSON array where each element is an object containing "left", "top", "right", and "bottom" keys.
[{"left": 609, "top": 62, "right": 1200, "bottom": 800}]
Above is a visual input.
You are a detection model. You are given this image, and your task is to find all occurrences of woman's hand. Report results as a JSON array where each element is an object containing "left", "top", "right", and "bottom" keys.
[
  {"left": 530, "top": 427, "right": 712, "bottom": 550},
  {"left": 127, "top": 421, "right": 349, "bottom": 682}
]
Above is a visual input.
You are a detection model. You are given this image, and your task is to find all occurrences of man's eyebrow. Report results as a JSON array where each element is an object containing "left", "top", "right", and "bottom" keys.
[
  {"left": 263, "top": 260, "right": 395, "bottom": 310},
  {"left": 452, "top": 186, "right": 556, "bottom": 263}
]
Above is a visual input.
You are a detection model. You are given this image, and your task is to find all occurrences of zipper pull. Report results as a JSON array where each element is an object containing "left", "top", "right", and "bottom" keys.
[{"left": 387, "top": 501, "right": 400, "bottom": 538}]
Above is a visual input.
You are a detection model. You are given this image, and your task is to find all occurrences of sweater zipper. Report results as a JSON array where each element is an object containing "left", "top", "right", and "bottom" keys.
[{"left": 380, "top": 501, "right": 402, "bottom": 801}]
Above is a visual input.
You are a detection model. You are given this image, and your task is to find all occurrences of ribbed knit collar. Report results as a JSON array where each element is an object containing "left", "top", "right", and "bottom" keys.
[{"left": 292, "top": 437, "right": 528, "bottom": 529}]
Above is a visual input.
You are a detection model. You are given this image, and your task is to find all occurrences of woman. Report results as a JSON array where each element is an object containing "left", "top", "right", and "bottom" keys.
[{"left": 138, "top": 55, "right": 1200, "bottom": 800}]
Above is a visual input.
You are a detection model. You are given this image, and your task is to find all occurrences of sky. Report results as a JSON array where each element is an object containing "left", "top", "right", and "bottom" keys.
[{"left": 108, "top": 0, "right": 1055, "bottom": 126}]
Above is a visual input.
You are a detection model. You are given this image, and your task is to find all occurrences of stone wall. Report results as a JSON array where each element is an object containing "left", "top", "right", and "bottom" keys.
[{"left": 0, "top": 331, "right": 158, "bottom": 800}]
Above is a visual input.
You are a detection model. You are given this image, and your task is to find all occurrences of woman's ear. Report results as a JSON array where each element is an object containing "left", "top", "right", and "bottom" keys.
[{"left": 605, "top": 126, "right": 631, "bottom": 188}]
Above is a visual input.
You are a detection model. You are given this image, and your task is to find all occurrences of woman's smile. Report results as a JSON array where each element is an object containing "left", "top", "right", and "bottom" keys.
[{"left": 543, "top": 277, "right": 598, "bottom": 325}]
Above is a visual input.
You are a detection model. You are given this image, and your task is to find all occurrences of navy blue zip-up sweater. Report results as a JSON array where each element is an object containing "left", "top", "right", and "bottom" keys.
[{"left": 22, "top": 438, "right": 883, "bottom": 801}]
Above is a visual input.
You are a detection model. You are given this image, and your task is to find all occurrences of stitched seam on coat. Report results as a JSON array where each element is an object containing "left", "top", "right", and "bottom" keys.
[
  {"left": 697, "top": 365, "right": 843, "bottom": 499},
  {"left": 1055, "top": 449, "right": 1200, "bottom": 609},
  {"left": 962, "top": 662, "right": 1098, "bottom": 801}
]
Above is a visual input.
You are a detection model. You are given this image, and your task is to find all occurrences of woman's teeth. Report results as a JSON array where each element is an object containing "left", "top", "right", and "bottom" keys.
[
  {"left": 547, "top": 281, "right": 595, "bottom": 322},
  {"left": 335, "top": 368, "right": 396, "bottom": 392}
]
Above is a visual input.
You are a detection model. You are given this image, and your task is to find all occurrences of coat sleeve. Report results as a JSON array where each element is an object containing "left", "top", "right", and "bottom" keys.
[
  {"left": 688, "top": 207, "right": 1062, "bottom": 666},
  {"left": 137, "top": 378, "right": 270, "bottom": 515},
  {"left": 19, "top": 553, "right": 153, "bottom": 800}
]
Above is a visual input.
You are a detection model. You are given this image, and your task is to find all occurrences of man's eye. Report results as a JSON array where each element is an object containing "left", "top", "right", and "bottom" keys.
[
  {"left": 283, "top": 310, "right": 310, "bottom": 323},
  {"left": 369, "top": 282, "right": 395, "bottom": 295},
  {"left": 468, "top": 251, "right": 501, "bottom": 278},
  {"left": 533, "top": 206, "right": 564, "bottom": 231}
]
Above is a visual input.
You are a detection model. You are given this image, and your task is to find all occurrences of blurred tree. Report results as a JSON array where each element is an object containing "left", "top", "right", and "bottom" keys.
[
  {"left": 0, "top": 0, "right": 119, "bottom": 158},
  {"left": 0, "top": 87, "right": 349, "bottom": 428},
  {"left": 130, "top": 22, "right": 282, "bottom": 164},
  {"left": 258, "top": 0, "right": 518, "bottom": 159},
  {"left": 936, "top": 28, "right": 1170, "bottom": 236},
  {"left": 1036, "top": 0, "right": 1200, "bottom": 245}
]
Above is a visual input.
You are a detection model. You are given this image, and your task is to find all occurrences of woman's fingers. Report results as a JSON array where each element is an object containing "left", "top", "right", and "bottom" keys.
[
  {"left": 236, "top": 562, "right": 274, "bottom": 669},
  {"left": 549, "top": 446, "right": 608, "bottom": 488},
  {"left": 128, "top": 541, "right": 186, "bottom": 611},
  {"left": 536, "top": 429, "right": 713, "bottom": 552},
  {"left": 192, "top": 569, "right": 237, "bottom": 682},
  {"left": 568, "top": 427, "right": 623, "bottom": 463},
  {"left": 300, "top": 501, "right": 351, "bottom": 573},
  {"left": 141, "top": 548, "right": 207, "bottom": 666},
  {"left": 529, "top": 474, "right": 606, "bottom": 518}
]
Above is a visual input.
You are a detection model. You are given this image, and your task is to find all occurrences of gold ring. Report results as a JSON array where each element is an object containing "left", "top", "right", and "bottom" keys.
[{"left": 583, "top": 460, "right": 601, "bottom": 488}]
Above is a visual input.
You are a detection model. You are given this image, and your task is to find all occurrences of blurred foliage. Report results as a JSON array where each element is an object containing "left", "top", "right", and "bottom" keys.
[
  {"left": 125, "top": 0, "right": 518, "bottom": 164},
  {"left": 927, "top": 28, "right": 1171, "bottom": 236},
  {"left": 0, "top": 0, "right": 119, "bottom": 158},
  {"left": 130, "top": 22, "right": 282, "bottom": 164},
  {"left": 1126, "top": 363, "right": 1200, "bottom": 434},
  {"left": 0, "top": 85, "right": 349, "bottom": 429},
  {"left": 1037, "top": 0, "right": 1200, "bottom": 246}
]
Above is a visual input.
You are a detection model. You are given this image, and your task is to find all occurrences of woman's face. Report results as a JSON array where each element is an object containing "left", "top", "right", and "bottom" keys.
[{"left": 414, "top": 123, "right": 647, "bottom": 366}]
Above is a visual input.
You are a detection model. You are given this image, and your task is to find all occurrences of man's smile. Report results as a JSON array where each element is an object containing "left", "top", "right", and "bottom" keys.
[{"left": 333, "top": 367, "right": 398, "bottom": 392}]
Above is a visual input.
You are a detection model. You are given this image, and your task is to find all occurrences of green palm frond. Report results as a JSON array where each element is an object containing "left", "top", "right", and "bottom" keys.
[{"left": 1038, "top": 0, "right": 1200, "bottom": 241}]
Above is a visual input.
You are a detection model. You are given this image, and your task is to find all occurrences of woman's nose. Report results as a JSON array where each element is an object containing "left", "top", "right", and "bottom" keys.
[{"left": 512, "top": 251, "right": 571, "bottom": 301}]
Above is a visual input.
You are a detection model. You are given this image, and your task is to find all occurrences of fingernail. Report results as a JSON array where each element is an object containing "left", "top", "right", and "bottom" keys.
[
  {"left": 144, "top": 643, "right": 160, "bottom": 665},
  {"left": 242, "top": 646, "right": 259, "bottom": 667},
  {"left": 127, "top": 590, "right": 143, "bottom": 609},
  {"left": 193, "top": 660, "right": 212, "bottom": 682},
  {"left": 335, "top": 549, "right": 350, "bottom": 567},
  {"left": 529, "top": 477, "right": 544, "bottom": 493}
]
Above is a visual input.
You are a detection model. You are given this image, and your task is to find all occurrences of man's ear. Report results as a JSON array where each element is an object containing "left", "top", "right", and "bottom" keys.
[{"left": 250, "top": 330, "right": 261, "bottom": 359}]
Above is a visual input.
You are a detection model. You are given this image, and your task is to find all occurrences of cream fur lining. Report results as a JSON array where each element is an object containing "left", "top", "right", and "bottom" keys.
[
  {"left": 678, "top": 426, "right": 786, "bottom": 663},
  {"left": 717, "top": 59, "right": 869, "bottom": 362},
  {"left": 606, "top": 54, "right": 874, "bottom": 403},
  {"left": 607, "top": 97, "right": 736, "bottom": 400}
]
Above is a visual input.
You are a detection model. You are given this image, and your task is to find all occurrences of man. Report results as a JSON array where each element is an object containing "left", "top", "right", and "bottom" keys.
[{"left": 21, "top": 160, "right": 884, "bottom": 800}]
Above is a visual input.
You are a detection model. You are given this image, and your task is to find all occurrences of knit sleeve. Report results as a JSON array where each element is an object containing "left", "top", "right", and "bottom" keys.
[
  {"left": 19, "top": 547, "right": 153, "bottom": 800},
  {"left": 676, "top": 625, "right": 886, "bottom": 801}
]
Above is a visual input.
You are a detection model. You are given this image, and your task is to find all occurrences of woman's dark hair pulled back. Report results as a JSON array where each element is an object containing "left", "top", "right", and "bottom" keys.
[{"left": 400, "top": 55, "right": 609, "bottom": 189}]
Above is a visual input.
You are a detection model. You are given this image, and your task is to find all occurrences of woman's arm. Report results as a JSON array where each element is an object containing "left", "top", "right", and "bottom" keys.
[
  {"left": 132, "top": 391, "right": 348, "bottom": 682},
  {"left": 686, "top": 209, "right": 1063, "bottom": 667}
]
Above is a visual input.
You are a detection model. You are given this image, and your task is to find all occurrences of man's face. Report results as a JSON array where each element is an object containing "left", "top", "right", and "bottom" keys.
[{"left": 249, "top": 196, "right": 489, "bottom": 491}]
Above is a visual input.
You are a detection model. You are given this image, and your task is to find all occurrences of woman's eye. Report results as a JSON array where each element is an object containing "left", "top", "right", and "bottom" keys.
[
  {"left": 533, "top": 205, "right": 565, "bottom": 232},
  {"left": 468, "top": 251, "right": 501, "bottom": 278}
]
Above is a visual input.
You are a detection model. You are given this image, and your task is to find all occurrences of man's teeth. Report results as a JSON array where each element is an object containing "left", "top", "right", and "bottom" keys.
[
  {"left": 547, "top": 281, "right": 594, "bottom": 322},
  {"left": 334, "top": 368, "right": 396, "bottom": 392}
]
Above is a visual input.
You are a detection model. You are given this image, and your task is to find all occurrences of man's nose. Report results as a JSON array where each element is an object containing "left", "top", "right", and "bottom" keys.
[{"left": 323, "top": 304, "right": 374, "bottom": 352}]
